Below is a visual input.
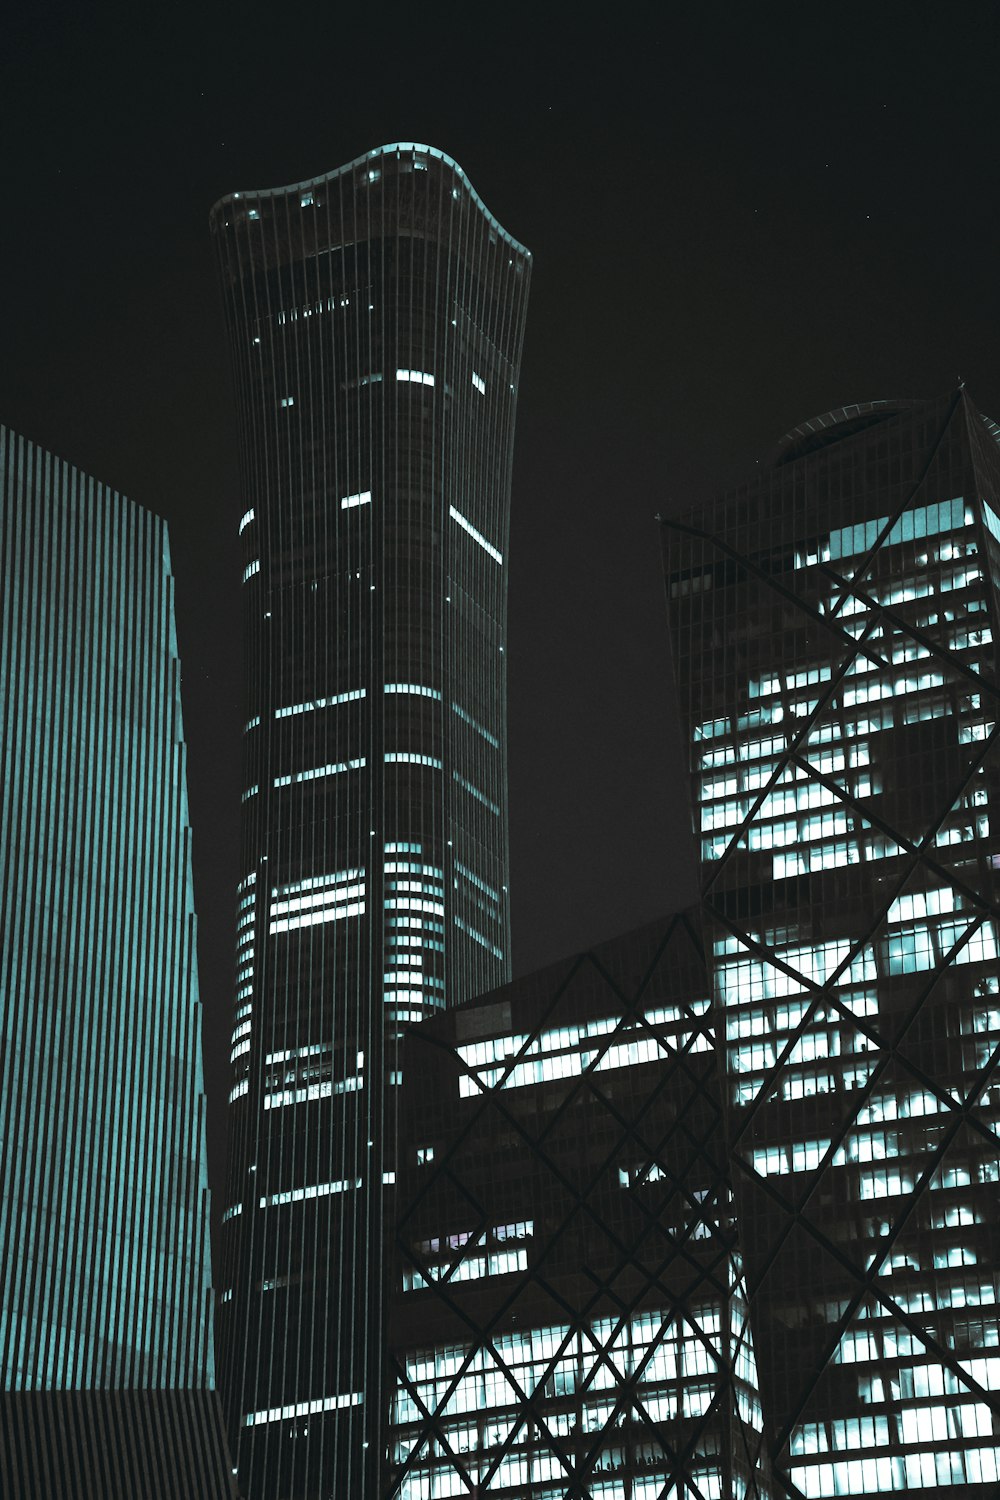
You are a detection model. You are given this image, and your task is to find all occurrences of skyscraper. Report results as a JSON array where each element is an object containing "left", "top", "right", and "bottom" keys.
[
  {"left": 0, "top": 427, "right": 234, "bottom": 1497},
  {"left": 210, "top": 144, "right": 530, "bottom": 1496},
  {"left": 662, "top": 392, "right": 1000, "bottom": 1497},
  {"left": 389, "top": 912, "right": 771, "bottom": 1500}
]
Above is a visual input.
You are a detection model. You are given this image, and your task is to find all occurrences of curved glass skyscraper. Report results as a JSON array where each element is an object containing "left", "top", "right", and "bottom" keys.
[{"left": 210, "top": 144, "right": 530, "bottom": 1497}]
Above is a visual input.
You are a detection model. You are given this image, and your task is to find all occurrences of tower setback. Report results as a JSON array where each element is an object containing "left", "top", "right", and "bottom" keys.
[{"left": 210, "top": 144, "right": 530, "bottom": 1497}]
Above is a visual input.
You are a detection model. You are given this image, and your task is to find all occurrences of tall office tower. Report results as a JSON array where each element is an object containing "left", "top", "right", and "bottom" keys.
[
  {"left": 210, "top": 144, "right": 530, "bottom": 1496},
  {"left": 661, "top": 391, "right": 1000, "bottom": 1499},
  {"left": 0, "top": 428, "right": 234, "bottom": 1497},
  {"left": 388, "top": 912, "right": 771, "bottom": 1500}
]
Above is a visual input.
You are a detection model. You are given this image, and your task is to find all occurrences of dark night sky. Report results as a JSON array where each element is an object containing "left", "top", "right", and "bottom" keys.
[{"left": 4, "top": 1, "right": 1000, "bottom": 1196}]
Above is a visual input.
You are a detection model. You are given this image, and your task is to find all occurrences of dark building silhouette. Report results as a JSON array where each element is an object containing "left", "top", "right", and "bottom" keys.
[
  {"left": 210, "top": 144, "right": 531, "bottom": 1496},
  {"left": 0, "top": 428, "right": 234, "bottom": 1497},
  {"left": 388, "top": 912, "right": 771, "bottom": 1500},
  {"left": 661, "top": 392, "right": 1000, "bottom": 1497}
]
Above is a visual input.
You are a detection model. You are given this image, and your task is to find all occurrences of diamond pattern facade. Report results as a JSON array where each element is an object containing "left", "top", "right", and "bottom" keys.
[
  {"left": 388, "top": 913, "right": 772, "bottom": 1499},
  {"left": 661, "top": 392, "right": 1000, "bottom": 1497}
]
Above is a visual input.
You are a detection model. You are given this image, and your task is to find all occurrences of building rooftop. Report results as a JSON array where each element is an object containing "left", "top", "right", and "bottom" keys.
[{"left": 773, "top": 398, "right": 922, "bottom": 465}]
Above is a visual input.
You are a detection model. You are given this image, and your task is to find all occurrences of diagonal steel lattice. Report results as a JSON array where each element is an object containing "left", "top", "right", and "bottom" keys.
[
  {"left": 661, "top": 392, "right": 1000, "bottom": 1496},
  {"left": 386, "top": 912, "right": 774, "bottom": 1499}
]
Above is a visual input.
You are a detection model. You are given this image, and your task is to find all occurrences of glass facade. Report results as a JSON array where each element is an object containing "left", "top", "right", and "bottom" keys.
[
  {"left": 210, "top": 144, "right": 530, "bottom": 1497},
  {"left": 388, "top": 913, "right": 771, "bottom": 1500},
  {"left": 0, "top": 427, "right": 233, "bottom": 1495},
  {"left": 662, "top": 392, "right": 1000, "bottom": 1497}
]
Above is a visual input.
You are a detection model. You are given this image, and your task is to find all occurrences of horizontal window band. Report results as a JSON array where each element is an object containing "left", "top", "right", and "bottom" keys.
[
  {"left": 273, "top": 868, "right": 364, "bottom": 899},
  {"left": 275, "top": 689, "right": 365, "bottom": 719},
  {"left": 269, "top": 901, "right": 366, "bottom": 935},
  {"left": 452, "top": 701, "right": 499, "bottom": 746},
  {"left": 454, "top": 771, "right": 500, "bottom": 814},
  {"left": 384, "top": 897, "right": 445, "bottom": 916},
  {"left": 385, "top": 683, "right": 441, "bottom": 699},
  {"left": 396, "top": 368, "right": 435, "bottom": 387},
  {"left": 259, "top": 1178, "right": 363, "bottom": 1209},
  {"left": 455, "top": 860, "right": 500, "bottom": 901},
  {"left": 274, "top": 758, "right": 366, "bottom": 787},
  {"left": 265, "top": 1077, "right": 364, "bottom": 1110},
  {"left": 455, "top": 914, "right": 504, "bottom": 959},
  {"left": 244, "top": 1391, "right": 363, "bottom": 1427},
  {"left": 449, "top": 505, "right": 502, "bottom": 565},
  {"left": 271, "top": 881, "right": 366, "bottom": 917}
]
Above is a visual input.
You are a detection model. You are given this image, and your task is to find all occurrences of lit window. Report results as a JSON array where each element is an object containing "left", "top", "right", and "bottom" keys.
[
  {"left": 273, "top": 757, "right": 366, "bottom": 788},
  {"left": 239, "top": 507, "right": 255, "bottom": 534},
  {"left": 449, "top": 505, "right": 503, "bottom": 565},
  {"left": 384, "top": 860, "right": 443, "bottom": 877},
  {"left": 472, "top": 372, "right": 486, "bottom": 395},
  {"left": 396, "top": 368, "right": 435, "bottom": 387},
  {"left": 452, "top": 700, "right": 499, "bottom": 746},
  {"left": 385, "top": 683, "right": 442, "bottom": 699},
  {"left": 259, "top": 1178, "right": 362, "bottom": 1209},
  {"left": 247, "top": 209, "right": 260, "bottom": 221},
  {"left": 275, "top": 688, "right": 365, "bottom": 719},
  {"left": 279, "top": 396, "right": 295, "bottom": 408},
  {"left": 242, "top": 559, "right": 260, "bottom": 583},
  {"left": 269, "top": 872, "right": 366, "bottom": 930},
  {"left": 340, "top": 491, "right": 372, "bottom": 509},
  {"left": 454, "top": 915, "right": 504, "bottom": 959},
  {"left": 384, "top": 896, "right": 445, "bottom": 917},
  {"left": 454, "top": 771, "right": 500, "bottom": 814},
  {"left": 300, "top": 194, "right": 314, "bottom": 208},
  {"left": 265, "top": 1076, "right": 363, "bottom": 1110},
  {"left": 243, "top": 1390, "right": 362, "bottom": 1427},
  {"left": 455, "top": 861, "right": 499, "bottom": 901},
  {"left": 266, "top": 1041, "right": 331, "bottom": 1067},
  {"left": 269, "top": 900, "right": 365, "bottom": 937}
]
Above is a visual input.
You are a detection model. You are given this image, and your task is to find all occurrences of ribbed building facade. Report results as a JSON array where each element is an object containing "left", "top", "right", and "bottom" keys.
[
  {"left": 210, "top": 144, "right": 530, "bottom": 1497},
  {"left": 662, "top": 392, "right": 1000, "bottom": 1498},
  {"left": 0, "top": 427, "right": 233, "bottom": 1496},
  {"left": 389, "top": 913, "right": 771, "bottom": 1500}
]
